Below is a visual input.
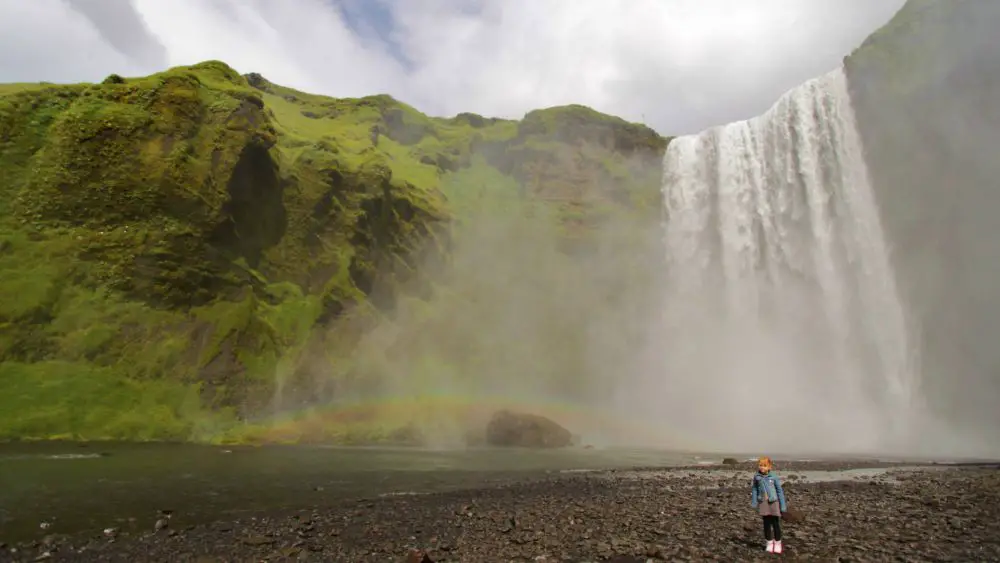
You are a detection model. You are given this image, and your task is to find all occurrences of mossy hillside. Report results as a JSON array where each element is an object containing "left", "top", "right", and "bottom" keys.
[
  {"left": 844, "top": 0, "right": 983, "bottom": 95},
  {"left": 0, "top": 61, "right": 277, "bottom": 305},
  {"left": 0, "top": 61, "right": 670, "bottom": 443},
  {"left": 0, "top": 61, "right": 442, "bottom": 440},
  {"left": 245, "top": 73, "right": 670, "bottom": 238},
  {"left": 243, "top": 78, "right": 672, "bottom": 436},
  {"left": 247, "top": 151, "right": 671, "bottom": 446}
]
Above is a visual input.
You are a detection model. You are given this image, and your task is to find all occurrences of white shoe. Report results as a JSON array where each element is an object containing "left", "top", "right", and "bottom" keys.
[
  {"left": 774, "top": 540, "right": 783, "bottom": 554},
  {"left": 765, "top": 540, "right": 775, "bottom": 553}
]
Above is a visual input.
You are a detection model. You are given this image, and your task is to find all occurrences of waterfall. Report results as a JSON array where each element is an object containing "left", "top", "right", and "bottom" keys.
[{"left": 657, "top": 67, "right": 918, "bottom": 453}]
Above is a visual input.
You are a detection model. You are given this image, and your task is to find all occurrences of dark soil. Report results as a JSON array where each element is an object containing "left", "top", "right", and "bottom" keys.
[{"left": 4, "top": 462, "right": 999, "bottom": 562}]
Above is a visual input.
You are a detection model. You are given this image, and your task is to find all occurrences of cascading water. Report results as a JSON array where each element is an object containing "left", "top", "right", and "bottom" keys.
[{"left": 657, "top": 67, "right": 919, "bottom": 454}]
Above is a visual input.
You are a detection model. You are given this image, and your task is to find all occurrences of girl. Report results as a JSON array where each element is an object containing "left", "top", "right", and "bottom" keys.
[{"left": 750, "top": 456, "right": 787, "bottom": 554}]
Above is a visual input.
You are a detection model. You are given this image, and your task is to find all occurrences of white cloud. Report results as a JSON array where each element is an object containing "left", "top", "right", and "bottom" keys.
[
  {"left": 0, "top": 0, "right": 906, "bottom": 134},
  {"left": 131, "top": 0, "right": 405, "bottom": 97}
]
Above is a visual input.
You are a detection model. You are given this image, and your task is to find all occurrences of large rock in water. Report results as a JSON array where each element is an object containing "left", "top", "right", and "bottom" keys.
[{"left": 485, "top": 410, "right": 572, "bottom": 448}]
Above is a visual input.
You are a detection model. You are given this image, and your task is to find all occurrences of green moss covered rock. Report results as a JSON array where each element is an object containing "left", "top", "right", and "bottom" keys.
[{"left": 0, "top": 60, "right": 669, "bottom": 443}]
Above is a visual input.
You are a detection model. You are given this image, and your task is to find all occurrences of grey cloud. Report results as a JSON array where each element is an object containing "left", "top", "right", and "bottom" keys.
[
  {"left": 67, "top": 0, "right": 167, "bottom": 71},
  {"left": 0, "top": 0, "right": 137, "bottom": 84}
]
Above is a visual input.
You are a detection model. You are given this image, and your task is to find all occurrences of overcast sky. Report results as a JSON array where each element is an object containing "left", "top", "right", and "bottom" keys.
[{"left": 0, "top": 0, "right": 905, "bottom": 134}]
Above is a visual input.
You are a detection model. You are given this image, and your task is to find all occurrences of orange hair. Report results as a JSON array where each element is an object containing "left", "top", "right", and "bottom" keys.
[{"left": 757, "top": 456, "right": 773, "bottom": 469}]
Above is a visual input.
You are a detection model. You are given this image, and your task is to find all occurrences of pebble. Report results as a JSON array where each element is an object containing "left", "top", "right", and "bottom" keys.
[{"left": 6, "top": 463, "right": 999, "bottom": 562}]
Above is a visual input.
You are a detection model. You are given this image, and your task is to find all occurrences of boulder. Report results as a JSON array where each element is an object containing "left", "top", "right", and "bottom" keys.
[{"left": 485, "top": 410, "right": 572, "bottom": 448}]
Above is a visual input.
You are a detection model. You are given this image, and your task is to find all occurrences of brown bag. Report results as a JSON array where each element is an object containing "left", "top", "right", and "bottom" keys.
[{"left": 782, "top": 507, "right": 805, "bottom": 523}]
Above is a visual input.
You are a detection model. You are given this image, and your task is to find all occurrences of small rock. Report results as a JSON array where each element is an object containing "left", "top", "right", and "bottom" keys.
[{"left": 242, "top": 534, "right": 276, "bottom": 547}]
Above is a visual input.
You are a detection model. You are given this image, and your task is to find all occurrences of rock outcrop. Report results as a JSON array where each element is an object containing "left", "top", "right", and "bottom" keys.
[{"left": 484, "top": 410, "right": 573, "bottom": 448}]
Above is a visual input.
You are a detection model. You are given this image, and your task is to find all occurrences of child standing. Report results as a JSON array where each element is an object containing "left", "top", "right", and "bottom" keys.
[{"left": 750, "top": 456, "right": 787, "bottom": 554}]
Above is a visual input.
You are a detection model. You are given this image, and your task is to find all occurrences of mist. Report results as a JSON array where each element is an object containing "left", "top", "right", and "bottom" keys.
[
  {"left": 270, "top": 79, "right": 911, "bottom": 455},
  {"left": 844, "top": 0, "right": 1000, "bottom": 459},
  {"left": 268, "top": 1, "right": 1000, "bottom": 459},
  {"left": 293, "top": 155, "right": 676, "bottom": 449}
]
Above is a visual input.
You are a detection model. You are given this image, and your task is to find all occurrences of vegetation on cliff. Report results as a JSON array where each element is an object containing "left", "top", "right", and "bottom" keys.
[{"left": 0, "top": 61, "right": 668, "bottom": 443}]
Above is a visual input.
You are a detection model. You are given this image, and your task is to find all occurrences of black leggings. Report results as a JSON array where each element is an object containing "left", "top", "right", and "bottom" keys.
[{"left": 763, "top": 515, "right": 783, "bottom": 541}]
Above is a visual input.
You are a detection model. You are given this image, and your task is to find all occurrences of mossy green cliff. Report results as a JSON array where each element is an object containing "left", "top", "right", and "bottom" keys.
[{"left": 0, "top": 61, "right": 668, "bottom": 442}]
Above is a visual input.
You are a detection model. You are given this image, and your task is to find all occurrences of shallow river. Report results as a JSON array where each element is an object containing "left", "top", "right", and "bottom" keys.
[{"left": 0, "top": 442, "right": 700, "bottom": 543}]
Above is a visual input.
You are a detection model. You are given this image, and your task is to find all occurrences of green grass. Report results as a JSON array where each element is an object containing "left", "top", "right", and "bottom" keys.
[
  {"left": 0, "top": 361, "right": 228, "bottom": 441},
  {"left": 844, "top": 0, "right": 968, "bottom": 94}
]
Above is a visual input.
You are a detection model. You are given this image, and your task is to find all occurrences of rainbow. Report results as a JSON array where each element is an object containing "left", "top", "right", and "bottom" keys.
[{"left": 230, "top": 392, "right": 693, "bottom": 448}]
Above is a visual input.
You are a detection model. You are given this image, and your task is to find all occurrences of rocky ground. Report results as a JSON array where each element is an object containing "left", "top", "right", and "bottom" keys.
[{"left": 4, "top": 461, "right": 999, "bottom": 562}]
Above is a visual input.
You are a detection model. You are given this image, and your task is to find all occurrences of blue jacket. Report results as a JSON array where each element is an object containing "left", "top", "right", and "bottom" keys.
[{"left": 750, "top": 471, "right": 787, "bottom": 512}]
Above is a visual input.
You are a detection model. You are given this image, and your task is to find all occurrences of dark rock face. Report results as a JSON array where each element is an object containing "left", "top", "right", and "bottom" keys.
[
  {"left": 844, "top": 0, "right": 1000, "bottom": 442},
  {"left": 484, "top": 410, "right": 572, "bottom": 448},
  {"left": 209, "top": 142, "right": 287, "bottom": 269}
]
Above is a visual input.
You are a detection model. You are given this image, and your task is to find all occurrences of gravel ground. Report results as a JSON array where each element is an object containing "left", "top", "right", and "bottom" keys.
[{"left": 4, "top": 461, "right": 999, "bottom": 562}]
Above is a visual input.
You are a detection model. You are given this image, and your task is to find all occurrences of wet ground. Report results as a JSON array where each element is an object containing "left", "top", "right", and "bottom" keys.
[
  {"left": 0, "top": 442, "right": 701, "bottom": 543},
  {"left": 3, "top": 457, "right": 998, "bottom": 562}
]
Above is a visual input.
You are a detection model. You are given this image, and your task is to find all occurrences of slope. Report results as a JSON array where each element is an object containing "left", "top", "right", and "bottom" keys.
[{"left": 0, "top": 61, "right": 668, "bottom": 443}]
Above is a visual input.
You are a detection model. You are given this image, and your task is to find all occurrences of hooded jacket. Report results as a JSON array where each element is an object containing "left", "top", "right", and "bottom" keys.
[{"left": 750, "top": 470, "right": 787, "bottom": 512}]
